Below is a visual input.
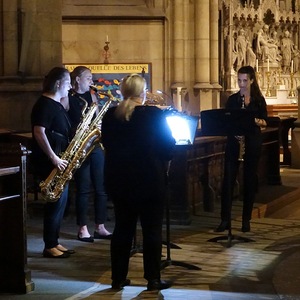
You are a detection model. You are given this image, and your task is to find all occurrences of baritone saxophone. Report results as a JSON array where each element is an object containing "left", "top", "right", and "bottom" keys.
[{"left": 40, "top": 88, "right": 116, "bottom": 202}]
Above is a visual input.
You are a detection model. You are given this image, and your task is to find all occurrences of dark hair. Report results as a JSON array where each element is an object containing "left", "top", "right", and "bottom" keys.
[
  {"left": 238, "top": 65, "right": 263, "bottom": 100},
  {"left": 70, "top": 66, "right": 91, "bottom": 89},
  {"left": 43, "top": 67, "right": 69, "bottom": 93}
]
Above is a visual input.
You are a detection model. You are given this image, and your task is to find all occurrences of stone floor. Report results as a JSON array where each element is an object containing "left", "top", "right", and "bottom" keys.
[{"left": 1, "top": 166, "right": 300, "bottom": 300}]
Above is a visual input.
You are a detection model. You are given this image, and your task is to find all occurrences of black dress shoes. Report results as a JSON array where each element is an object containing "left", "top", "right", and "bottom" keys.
[
  {"left": 59, "top": 249, "right": 76, "bottom": 254},
  {"left": 43, "top": 249, "right": 70, "bottom": 258},
  {"left": 147, "top": 279, "right": 172, "bottom": 291},
  {"left": 111, "top": 278, "right": 131, "bottom": 290},
  {"left": 77, "top": 234, "right": 94, "bottom": 243},
  {"left": 214, "top": 221, "right": 230, "bottom": 232},
  {"left": 94, "top": 231, "right": 112, "bottom": 240},
  {"left": 241, "top": 220, "right": 250, "bottom": 232}
]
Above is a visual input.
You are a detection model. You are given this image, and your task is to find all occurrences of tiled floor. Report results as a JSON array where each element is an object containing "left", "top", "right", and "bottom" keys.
[{"left": 2, "top": 167, "right": 300, "bottom": 300}]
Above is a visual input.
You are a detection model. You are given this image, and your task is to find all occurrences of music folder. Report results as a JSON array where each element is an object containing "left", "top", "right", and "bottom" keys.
[{"left": 200, "top": 108, "right": 256, "bottom": 136}]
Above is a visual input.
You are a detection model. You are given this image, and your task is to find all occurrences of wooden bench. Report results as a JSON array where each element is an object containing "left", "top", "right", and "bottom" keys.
[{"left": 0, "top": 143, "right": 34, "bottom": 294}]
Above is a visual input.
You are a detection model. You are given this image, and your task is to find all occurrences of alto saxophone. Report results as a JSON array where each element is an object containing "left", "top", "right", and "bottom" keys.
[
  {"left": 40, "top": 89, "right": 115, "bottom": 202},
  {"left": 237, "top": 94, "right": 245, "bottom": 161}
]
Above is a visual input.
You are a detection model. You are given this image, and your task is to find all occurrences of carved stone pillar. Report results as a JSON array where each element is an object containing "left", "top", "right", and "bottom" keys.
[{"left": 194, "top": 0, "right": 213, "bottom": 112}]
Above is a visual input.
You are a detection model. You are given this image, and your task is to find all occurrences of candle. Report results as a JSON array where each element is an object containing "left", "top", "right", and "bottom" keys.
[
  {"left": 291, "top": 60, "right": 294, "bottom": 73},
  {"left": 256, "top": 59, "right": 259, "bottom": 72},
  {"left": 267, "top": 58, "right": 270, "bottom": 72},
  {"left": 106, "top": 35, "right": 109, "bottom": 42},
  {"left": 176, "top": 87, "right": 182, "bottom": 112}
]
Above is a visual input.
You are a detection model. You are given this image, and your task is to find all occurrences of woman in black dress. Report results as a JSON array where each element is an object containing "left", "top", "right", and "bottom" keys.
[{"left": 215, "top": 65, "right": 268, "bottom": 233}]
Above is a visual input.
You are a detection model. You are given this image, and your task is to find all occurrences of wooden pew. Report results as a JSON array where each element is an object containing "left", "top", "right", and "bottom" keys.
[
  {"left": 0, "top": 143, "right": 34, "bottom": 294},
  {"left": 168, "top": 126, "right": 281, "bottom": 225}
]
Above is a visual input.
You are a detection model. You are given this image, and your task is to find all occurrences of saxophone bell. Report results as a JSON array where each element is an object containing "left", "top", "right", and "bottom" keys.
[{"left": 90, "top": 85, "right": 118, "bottom": 101}]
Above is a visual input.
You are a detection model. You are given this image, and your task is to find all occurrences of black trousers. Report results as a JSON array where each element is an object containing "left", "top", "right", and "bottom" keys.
[
  {"left": 110, "top": 187, "right": 165, "bottom": 283},
  {"left": 220, "top": 134, "right": 262, "bottom": 222}
]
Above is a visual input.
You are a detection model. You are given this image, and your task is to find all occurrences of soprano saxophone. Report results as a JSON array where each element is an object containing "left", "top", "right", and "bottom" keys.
[{"left": 40, "top": 89, "right": 115, "bottom": 202}]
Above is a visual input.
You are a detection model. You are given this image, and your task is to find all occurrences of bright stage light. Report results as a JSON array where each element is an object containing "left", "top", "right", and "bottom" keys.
[{"left": 165, "top": 109, "right": 199, "bottom": 145}]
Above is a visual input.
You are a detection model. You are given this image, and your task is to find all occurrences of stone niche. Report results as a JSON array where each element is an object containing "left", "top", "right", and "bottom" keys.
[{"left": 220, "top": 0, "right": 300, "bottom": 104}]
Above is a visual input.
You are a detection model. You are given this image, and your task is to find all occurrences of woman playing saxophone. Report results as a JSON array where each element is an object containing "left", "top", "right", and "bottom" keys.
[
  {"left": 215, "top": 65, "right": 267, "bottom": 233},
  {"left": 65, "top": 66, "right": 112, "bottom": 243},
  {"left": 31, "top": 67, "right": 74, "bottom": 258}
]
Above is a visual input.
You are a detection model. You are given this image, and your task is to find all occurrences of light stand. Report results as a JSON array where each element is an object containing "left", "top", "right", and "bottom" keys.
[
  {"left": 130, "top": 230, "right": 143, "bottom": 257},
  {"left": 160, "top": 111, "right": 200, "bottom": 270}
]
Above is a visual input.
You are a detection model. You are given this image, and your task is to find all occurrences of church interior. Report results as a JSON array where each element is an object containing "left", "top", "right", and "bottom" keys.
[{"left": 1, "top": 0, "right": 300, "bottom": 299}]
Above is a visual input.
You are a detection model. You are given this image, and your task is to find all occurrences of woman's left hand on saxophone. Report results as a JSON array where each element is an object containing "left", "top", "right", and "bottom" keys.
[{"left": 51, "top": 155, "right": 68, "bottom": 171}]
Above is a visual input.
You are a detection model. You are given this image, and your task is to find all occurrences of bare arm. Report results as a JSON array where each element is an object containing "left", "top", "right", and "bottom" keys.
[{"left": 33, "top": 126, "right": 68, "bottom": 171}]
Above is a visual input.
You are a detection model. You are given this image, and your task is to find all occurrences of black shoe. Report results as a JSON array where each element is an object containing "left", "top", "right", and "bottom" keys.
[
  {"left": 94, "top": 231, "right": 112, "bottom": 240},
  {"left": 214, "top": 221, "right": 229, "bottom": 232},
  {"left": 77, "top": 234, "right": 94, "bottom": 243},
  {"left": 43, "top": 249, "right": 70, "bottom": 258},
  {"left": 59, "top": 249, "right": 76, "bottom": 254},
  {"left": 147, "top": 279, "right": 172, "bottom": 291},
  {"left": 111, "top": 279, "right": 131, "bottom": 290},
  {"left": 241, "top": 220, "right": 250, "bottom": 232}
]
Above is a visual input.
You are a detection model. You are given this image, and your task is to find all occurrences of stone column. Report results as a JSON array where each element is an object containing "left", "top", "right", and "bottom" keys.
[
  {"left": 194, "top": 0, "right": 213, "bottom": 112},
  {"left": 22, "top": 0, "right": 63, "bottom": 76},
  {"left": 1, "top": 0, "right": 62, "bottom": 78},
  {"left": 0, "top": 0, "right": 63, "bottom": 131},
  {"left": 171, "top": 0, "right": 185, "bottom": 111},
  {"left": 210, "top": 0, "right": 222, "bottom": 108},
  {"left": 2, "top": 0, "right": 19, "bottom": 75}
]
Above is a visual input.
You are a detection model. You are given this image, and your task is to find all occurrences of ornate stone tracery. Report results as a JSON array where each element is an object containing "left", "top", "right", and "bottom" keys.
[{"left": 221, "top": 0, "right": 300, "bottom": 101}]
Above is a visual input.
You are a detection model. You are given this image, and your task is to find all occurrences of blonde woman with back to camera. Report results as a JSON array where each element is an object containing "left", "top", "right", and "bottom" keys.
[{"left": 101, "top": 74, "right": 176, "bottom": 291}]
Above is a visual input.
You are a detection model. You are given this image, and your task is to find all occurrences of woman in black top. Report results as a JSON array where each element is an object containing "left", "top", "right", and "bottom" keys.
[
  {"left": 101, "top": 74, "right": 176, "bottom": 291},
  {"left": 31, "top": 67, "right": 74, "bottom": 258},
  {"left": 66, "top": 66, "right": 111, "bottom": 243},
  {"left": 215, "top": 65, "right": 268, "bottom": 233}
]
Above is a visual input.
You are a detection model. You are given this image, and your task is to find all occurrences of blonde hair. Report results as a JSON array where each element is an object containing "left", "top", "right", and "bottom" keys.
[
  {"left": 115, "top": 73, "right": 147, "bottom": 121},
  {"left": 120, "top": 74, "right": 146, "bottom": 100}
]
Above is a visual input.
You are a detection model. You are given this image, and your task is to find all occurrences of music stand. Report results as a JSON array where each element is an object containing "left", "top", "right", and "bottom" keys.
[
  {"left": 161, "top": 112, "right": 201, "bottom": 270},
  {"left": 130, "top": 230, "right": 143, "bottom": 257},
  {"left": 200, "top": 109, "right": 256, "bottom": 248}
]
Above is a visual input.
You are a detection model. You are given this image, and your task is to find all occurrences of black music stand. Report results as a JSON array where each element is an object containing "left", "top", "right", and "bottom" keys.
[
  {"left": 200, "top": 109, "right": 256, "bottom": 248},
  {"left": 161, "top": 112, "right": 201, "bottom": 270},
  {"left": 130, "top": 231, "right": 143, "bottom": 256},
  {"left": 161, "top": 161, "right": 200, "bottom": 270}
]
